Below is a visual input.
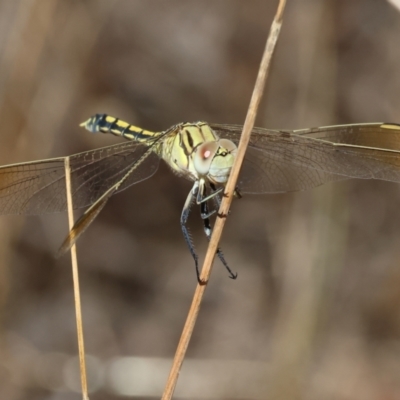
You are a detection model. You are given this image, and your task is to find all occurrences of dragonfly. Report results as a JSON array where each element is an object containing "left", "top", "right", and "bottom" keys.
[{"left": 1, "top": 114, "right": 400, "bottom": 283}]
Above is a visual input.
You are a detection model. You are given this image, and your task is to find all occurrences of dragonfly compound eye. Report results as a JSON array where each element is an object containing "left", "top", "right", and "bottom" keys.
[
  {"left": 218, "top": 139, "right": 238, "bottom": 156},
  {"left": 208, "top": 139, "right": 238, "bottom": 184},
  {"left": 194, "top": 142, "right": 219, "bottom": 176}
]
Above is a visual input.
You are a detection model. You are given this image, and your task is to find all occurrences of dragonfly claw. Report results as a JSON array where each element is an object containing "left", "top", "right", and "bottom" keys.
[{"left": 229, "top": 272, "right": 238, "bottom": 280}]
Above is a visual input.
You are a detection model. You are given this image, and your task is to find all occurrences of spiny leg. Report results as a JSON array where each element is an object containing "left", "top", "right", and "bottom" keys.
[
  {"left": 234, "top": 186, "right": 242, "bottom": 199},
  {"left": 196, "top": 180, "right": 223, "bottom": 205},
  {"left": 200, "top": 186, "right": 237, "bottom": 280},
  {"left": 209, "top": 182, "right": 222, "bottom": 211},
  {"left": 181, "top": 182, "right": 203, "bottom": 284},
  {"left": 209, "top": 183, "right": 242, "bottom": 219},
  {"left": 199, "top": 182, "right": 223, "bottom": 219}
]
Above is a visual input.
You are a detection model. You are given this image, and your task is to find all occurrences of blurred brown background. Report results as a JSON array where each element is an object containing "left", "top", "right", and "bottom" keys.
[{"left": 1, "top": 1, "right": 400, "bottom": 399}]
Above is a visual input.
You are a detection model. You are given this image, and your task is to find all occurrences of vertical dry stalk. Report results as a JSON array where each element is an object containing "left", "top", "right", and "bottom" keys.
[
  {"left": 65, "top": 157, "right": 89, "bottom": 400},
  {"left": 161, "top": 1, "right": 287, "bottom": 399}
]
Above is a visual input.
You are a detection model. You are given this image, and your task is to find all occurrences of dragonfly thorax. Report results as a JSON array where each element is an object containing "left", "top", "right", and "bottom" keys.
[{"left": 163, "top": 122, "right": 237, "bottom": 184}]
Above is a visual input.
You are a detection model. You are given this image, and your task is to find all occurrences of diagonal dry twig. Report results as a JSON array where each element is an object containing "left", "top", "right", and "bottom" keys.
[{"left": 161, "top": 1, "right": 287, "bottom": 399}]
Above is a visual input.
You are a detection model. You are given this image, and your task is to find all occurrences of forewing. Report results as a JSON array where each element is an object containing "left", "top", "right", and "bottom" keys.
[
  {"left": 0, "top": 141, "right": 159, "bottom": 215},
  {"left": 211, "top": 123, "right": 400, "bottom": 193}
]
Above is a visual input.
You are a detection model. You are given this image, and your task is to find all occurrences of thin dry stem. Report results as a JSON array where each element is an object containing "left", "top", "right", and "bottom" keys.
[
  {"left": 65, "top": 157, "right": 89, "bottom": 400},
  {"left": 161, "top": 1, "right": 286, "bottom": 399}
]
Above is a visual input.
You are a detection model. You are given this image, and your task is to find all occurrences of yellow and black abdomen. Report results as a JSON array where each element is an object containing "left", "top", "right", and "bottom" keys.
[{"left": 80, "top": 114, "right": 157, "bottom": 143}]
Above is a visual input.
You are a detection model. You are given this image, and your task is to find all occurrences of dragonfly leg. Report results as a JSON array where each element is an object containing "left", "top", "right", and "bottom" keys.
[
  {"left": 234, "top": 186, "right": 242, "bottom": 199},
  {"left": 181, "top": 182, "right": 203, "bottom": 284},
  {"left": 199, "top": 182, "right": 223, "bottom": 219},
  {"left": 210, "top": 182, "right": 222, "bottom": 209},
  {"left": 201, "top": 208, "right": 216, "bottom": 220},
  {"left": 196, "top": 179, "right": 224, "bottom": 204},
  {"left": 208, "top": 182, "right": 241, "bottom": 219},
  {"left": 200, "top": 186, "right": 237, "bottom": 280}
]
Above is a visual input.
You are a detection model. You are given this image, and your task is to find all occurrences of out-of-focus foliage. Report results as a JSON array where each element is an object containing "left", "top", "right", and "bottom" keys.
[{"left": 0, "top": 1, "right": 400, "bottom": 399}]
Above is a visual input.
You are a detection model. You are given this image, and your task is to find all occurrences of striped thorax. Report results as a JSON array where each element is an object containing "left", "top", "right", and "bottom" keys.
[{"left": 161, "top": 122, "right": 238, "bottom": 185}]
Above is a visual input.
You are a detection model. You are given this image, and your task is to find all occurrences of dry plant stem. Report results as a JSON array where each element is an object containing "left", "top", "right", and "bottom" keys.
[
  {"left": 65, "top": 157, "right": 89, "bottom": 400},
  {"left": 161, "top": 1, "right": 286, "bottom": 399}
]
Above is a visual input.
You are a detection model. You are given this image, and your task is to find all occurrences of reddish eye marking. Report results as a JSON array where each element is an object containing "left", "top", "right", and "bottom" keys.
[{"left": 203, "top": 150, "right": 211, "bottom": 159}]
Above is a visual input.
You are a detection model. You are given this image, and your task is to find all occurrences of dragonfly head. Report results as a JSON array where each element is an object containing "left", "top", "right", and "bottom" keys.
[{"left": 193, "top": 139, "right": 238, "bottom": 184}]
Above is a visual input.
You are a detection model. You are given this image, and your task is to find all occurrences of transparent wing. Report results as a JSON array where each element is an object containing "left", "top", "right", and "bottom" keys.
[
  {"left": 210, "top": 123, "right": 400, "bottom": 193},
  {"left": 0, "top": 141, "right": 160, "bottom": 215}
]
